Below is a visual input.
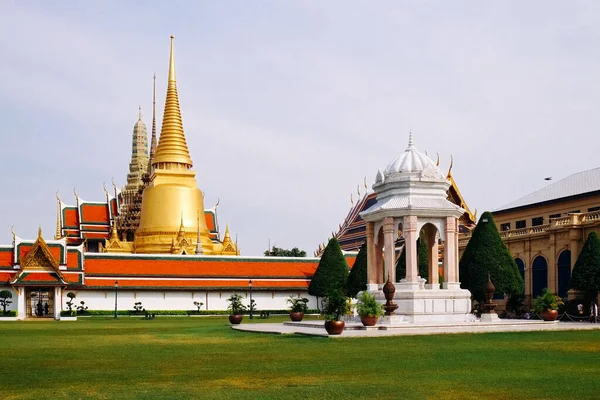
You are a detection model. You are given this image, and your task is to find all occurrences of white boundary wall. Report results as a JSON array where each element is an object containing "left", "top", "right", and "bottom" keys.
[{"left": 0, "top": 288, "right": 319, "bottom": 312}]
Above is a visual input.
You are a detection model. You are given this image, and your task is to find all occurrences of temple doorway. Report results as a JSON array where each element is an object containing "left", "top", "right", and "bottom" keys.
[{"left": 26, "top": 288, "right": 53, "bottom": 318}]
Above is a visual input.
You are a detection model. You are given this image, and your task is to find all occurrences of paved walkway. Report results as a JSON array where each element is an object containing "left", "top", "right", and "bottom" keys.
[{"left": 232, "top": 319, "right": 600, "bottom": 338}]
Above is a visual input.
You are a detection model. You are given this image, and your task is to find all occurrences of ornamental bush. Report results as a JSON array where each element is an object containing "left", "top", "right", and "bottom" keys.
[
  {"left": 570, "top": 231, "right": 600, "bottom": 298},
  {"left": 459, "top": 211, "right": 524, "bottom": 302},
  {"left": 396, "top": 237, "right": 429, "bottom": 282},
  {"left": 0, "top": 290, "right": 13, "bottom": 314},
  {"left": 308, "top": 237, "right": 349, "bottom": 298},
  {"left": 346, "top": 242, "right": 367, "bottom": 298}
]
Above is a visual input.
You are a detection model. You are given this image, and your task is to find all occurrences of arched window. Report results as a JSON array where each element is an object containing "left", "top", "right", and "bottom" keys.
[
  {"left": 557, "top": 250, "right": 571, "bottom": 298},
  {"left": 532, "top": 256, "right": 548, "bottom": 298},
  {"left": 515, "top": 258, "right": 525, "bottom": 294}
]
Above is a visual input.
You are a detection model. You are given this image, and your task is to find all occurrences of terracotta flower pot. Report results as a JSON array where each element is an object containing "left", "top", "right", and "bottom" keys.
[
  {"left": 360, "top": 315, "right": 379, "bottom": 326},
  {"left": 541, "top": 310, "right": 558, "bottom": 321},
  {"left": 290, "top": 311, "right": 304, "bottom": 322},
  {"left": 324, "top": 320, "right": 345, "bottom": 335},
  {"left": 229, "top": 314, "right": 243, "bottom": 324}
]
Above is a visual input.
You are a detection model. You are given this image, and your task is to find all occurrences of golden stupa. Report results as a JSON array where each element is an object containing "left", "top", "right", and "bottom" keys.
[{"left": 123, "top": 36, "right": 229, "bottom": 255}]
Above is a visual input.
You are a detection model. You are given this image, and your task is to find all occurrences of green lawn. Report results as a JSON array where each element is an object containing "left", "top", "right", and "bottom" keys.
[{"left": 1, "top": 316, "right": 599, "bottom": 400}]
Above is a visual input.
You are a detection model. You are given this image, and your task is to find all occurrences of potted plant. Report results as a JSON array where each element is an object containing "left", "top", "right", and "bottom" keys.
[
  {"left": 322, "top": 289, "right": 350, "bottom": 335},
  {"left": 533, "top": 289, "right": 564, "bottom": 321},
  {"left": 227, "top": 294, "right": 247, "bottom": 324},
  {"left": 356, "top": 291, "right": 384, "bottom": 326},
  {"left": 287, "top": 295, "right": 309, "bottom": 322}
]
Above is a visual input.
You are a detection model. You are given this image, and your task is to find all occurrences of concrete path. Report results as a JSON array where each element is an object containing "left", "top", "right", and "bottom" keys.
[{"left": 232, "top": 320, "right": 600, "bottom": 338}]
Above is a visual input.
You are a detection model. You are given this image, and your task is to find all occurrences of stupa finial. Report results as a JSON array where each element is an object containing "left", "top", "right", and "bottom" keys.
[
  {"left": 407, "top": 130, "right": 414, "bottom": 149},
  {"left": 153, "top": 35, "right": 193, "bottom": 167}
]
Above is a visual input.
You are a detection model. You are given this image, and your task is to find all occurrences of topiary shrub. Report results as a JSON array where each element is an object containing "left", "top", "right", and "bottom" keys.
[
  {"left": 396, "top": 237, "right": 429, "bottom": 282},
  {"left": 459, "top": 212, "right": 524, "bottom": 302},
  {"left": 570, "top": 231, "right": 600, "bottom": 300},
  {"left": 0, "top": 290, "right": 13, "bottom": 314},
  {"left": 346, "top": 242, "right": 367, "bottom": 298},
  {"left": 308, "top": 237, "right": 349, "bottom": 298}
]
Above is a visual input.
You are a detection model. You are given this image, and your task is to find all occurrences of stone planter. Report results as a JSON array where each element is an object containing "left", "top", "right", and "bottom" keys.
[
  {"left": 289, "top": 311, "right": 304, "bottom": 322},
  {"left": 229, "top": 314, "right": 243, "bottom": 325},
  {"left": 541, "top": 310, "right": 559, "bottom": 321},
  {"left": 360, "top": 315, "right": 379, "bottom": 326},
  {"left": 324, "top": 320, "right": 345, "bottom": 335}
]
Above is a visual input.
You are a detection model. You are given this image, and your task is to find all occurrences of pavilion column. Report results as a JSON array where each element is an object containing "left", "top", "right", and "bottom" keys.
[
  {"left": 16, "top": 287, "right": 25, "bottom": 320},
  {"left": 53, "top": 287, "right": 61, "bottom": 320},
  {"left": 366, "top": 222, "right": 378, "bottom": 290},
  {"left": 404, "top": 215, "right": 418, "bottom": 282},
  {"left": 382, "top": 217, "right": 396, "bottom": 283},
  {"left": 426, "top": 227, "right": 439, "bottom": 289},
  {"left": 443, "top": 217, "right": 460, "bottom": 290}
]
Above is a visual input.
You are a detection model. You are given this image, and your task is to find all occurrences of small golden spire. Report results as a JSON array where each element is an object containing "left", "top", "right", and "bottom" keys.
[
  {"left": 138, "top": 105, "right": 143, "bottom": 120},
  {"left": 110, "top": 220, "right": 119, "bottom": 241},
  {"left": 10, "top": 225, "right": 15, "bottom": 242},
  {"left": 148, "top": 73, "right": 158, "bottom": 171},
  {"left": 38, "top": 226, "right": 43, "bottom": 239},
  {"left": 54, "top": 192, "right": 62, "bottom": 240},
  {"left": 153, "top": 35, "right": 193, "bottom": 167}
]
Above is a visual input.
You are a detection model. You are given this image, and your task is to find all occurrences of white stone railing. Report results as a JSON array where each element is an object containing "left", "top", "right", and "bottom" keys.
[{"left": 458, "top": 211, "right": 600, "bottom": 246}]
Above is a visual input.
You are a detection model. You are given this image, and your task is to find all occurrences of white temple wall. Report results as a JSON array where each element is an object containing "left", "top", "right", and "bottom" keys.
[{"left": 58, "top": 289, "right": 319, "bottom": 312}]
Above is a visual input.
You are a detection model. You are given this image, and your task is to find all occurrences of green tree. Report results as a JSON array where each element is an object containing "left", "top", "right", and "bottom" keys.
[
  {"left": 570, "top": 231, "right": 600, "bottom": 299},
  {"left": 396, "top": 237, "right": 429, "bottom": 282},
  {"left": 308, "top": 237, "right": 349, "bottom": 298},
  {"left": 459, "top": 211, "right": 524, "bottom": 302},
  {"left": 264, "top": 246, "right": 307, "bottom": 257},
  {"left": 346, "top": 242, "right": 367, "bottom": 298},
  {"left": 0, "top": 290, "right": 12, "bottom": 314}
]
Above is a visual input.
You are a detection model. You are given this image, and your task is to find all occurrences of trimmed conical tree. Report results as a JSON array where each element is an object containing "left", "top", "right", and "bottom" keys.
[
  {"left": 346, "top": 242, "right": 367, "bottom": 298},
  {"left": 570, "top": 231, "right": 600, "bottom": 298},
  {"left": 396, "top": 237, "right": 429, "bottom": 282},
  {"left": 308, "top": 237, "right": 349, "bottom": 297},
  {"left": 459, "top": 211, "right": 524, "bottom": 302}
]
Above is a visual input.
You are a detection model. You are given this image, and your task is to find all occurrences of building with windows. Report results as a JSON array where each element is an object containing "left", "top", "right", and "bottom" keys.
[{"left": 459, "top": 168, "right": 600, "bottom": 304}]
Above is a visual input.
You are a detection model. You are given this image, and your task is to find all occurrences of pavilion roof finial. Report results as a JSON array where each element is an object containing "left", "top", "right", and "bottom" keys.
[
  {"left": 138, "top": 105, "right": 142, "bottom": 120},
  {"left": 407, "top": 130, "right": 414, "bottom": 149}
]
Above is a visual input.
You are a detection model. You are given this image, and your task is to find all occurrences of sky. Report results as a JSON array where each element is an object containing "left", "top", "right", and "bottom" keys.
[{"left": 1, "top": 1, "right": 599, "bottom": 256}]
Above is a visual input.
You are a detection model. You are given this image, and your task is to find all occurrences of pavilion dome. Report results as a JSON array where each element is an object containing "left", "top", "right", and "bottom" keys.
[{"left": 379, "top": 132, "right": 445, "bottom": 182}]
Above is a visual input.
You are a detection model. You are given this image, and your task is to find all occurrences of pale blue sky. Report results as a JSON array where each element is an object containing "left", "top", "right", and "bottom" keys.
[{"left": 1, "top": 1, "right": 599, "bottom": 255}]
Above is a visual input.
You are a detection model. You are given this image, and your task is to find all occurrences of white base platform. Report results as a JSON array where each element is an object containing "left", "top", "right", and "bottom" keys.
[{"left": 362, "top": 283, "right": 473, "bottom": 323}]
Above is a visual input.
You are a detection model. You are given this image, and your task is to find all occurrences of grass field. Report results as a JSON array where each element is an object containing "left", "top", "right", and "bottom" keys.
[{"left": 1, "top": 316, "right": 599, "bottom": 400}]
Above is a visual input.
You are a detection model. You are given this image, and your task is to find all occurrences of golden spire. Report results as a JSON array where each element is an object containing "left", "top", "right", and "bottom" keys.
[
  {"left": 177, "top": 213, "right": 186, "bottom": 240},
  {"left": 38, "top": 226, "right": 43, "bottom": 239},
  {"left": 223, "top": 223, "right": 231, "bottom": 242},
  {"left": 110, "top": 220, "right": 119, "bottom": 241},
  {"left": 148, "top": 73, "right": 158, "bottom": 169},
  {"left": 54, "top": 191, "right": 62, "bottom": 240},
  {"left": 153, "top": 35, "right": 193, "bottom": 167},
  {"left": 195, "top": 209, "right": 203, "bottom": 255}
]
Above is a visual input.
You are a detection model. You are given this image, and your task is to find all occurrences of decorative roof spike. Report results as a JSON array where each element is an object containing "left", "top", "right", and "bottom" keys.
[
  {"left": 153, "top": 35, "right": 193, "bottom": 167},
  {"left": 138, "top": 105, "right": 143, "bottom": 120},
  {"left": 407, "top": 130, "right": 414, "bottom": 149},
  {"left": 363, "top": 177, "right": 368, "bottom": 191},
  {"left": 357, "top": 185, "right": 361, "bottom": 198},
  {"left": 436, "top": 153, "right": 440, "bottom": 166},
  {"left": 10, "top": 225, "right": 15, "bottom": 242},
  {"left": 38, "top": 226, "right": 43, "bottom": 239},
  {"left": 447, "top": 154, "right": 454, "bottom": 178},
  {"left": 350, "top": 192, "right": 354, "bottom": 205}
]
